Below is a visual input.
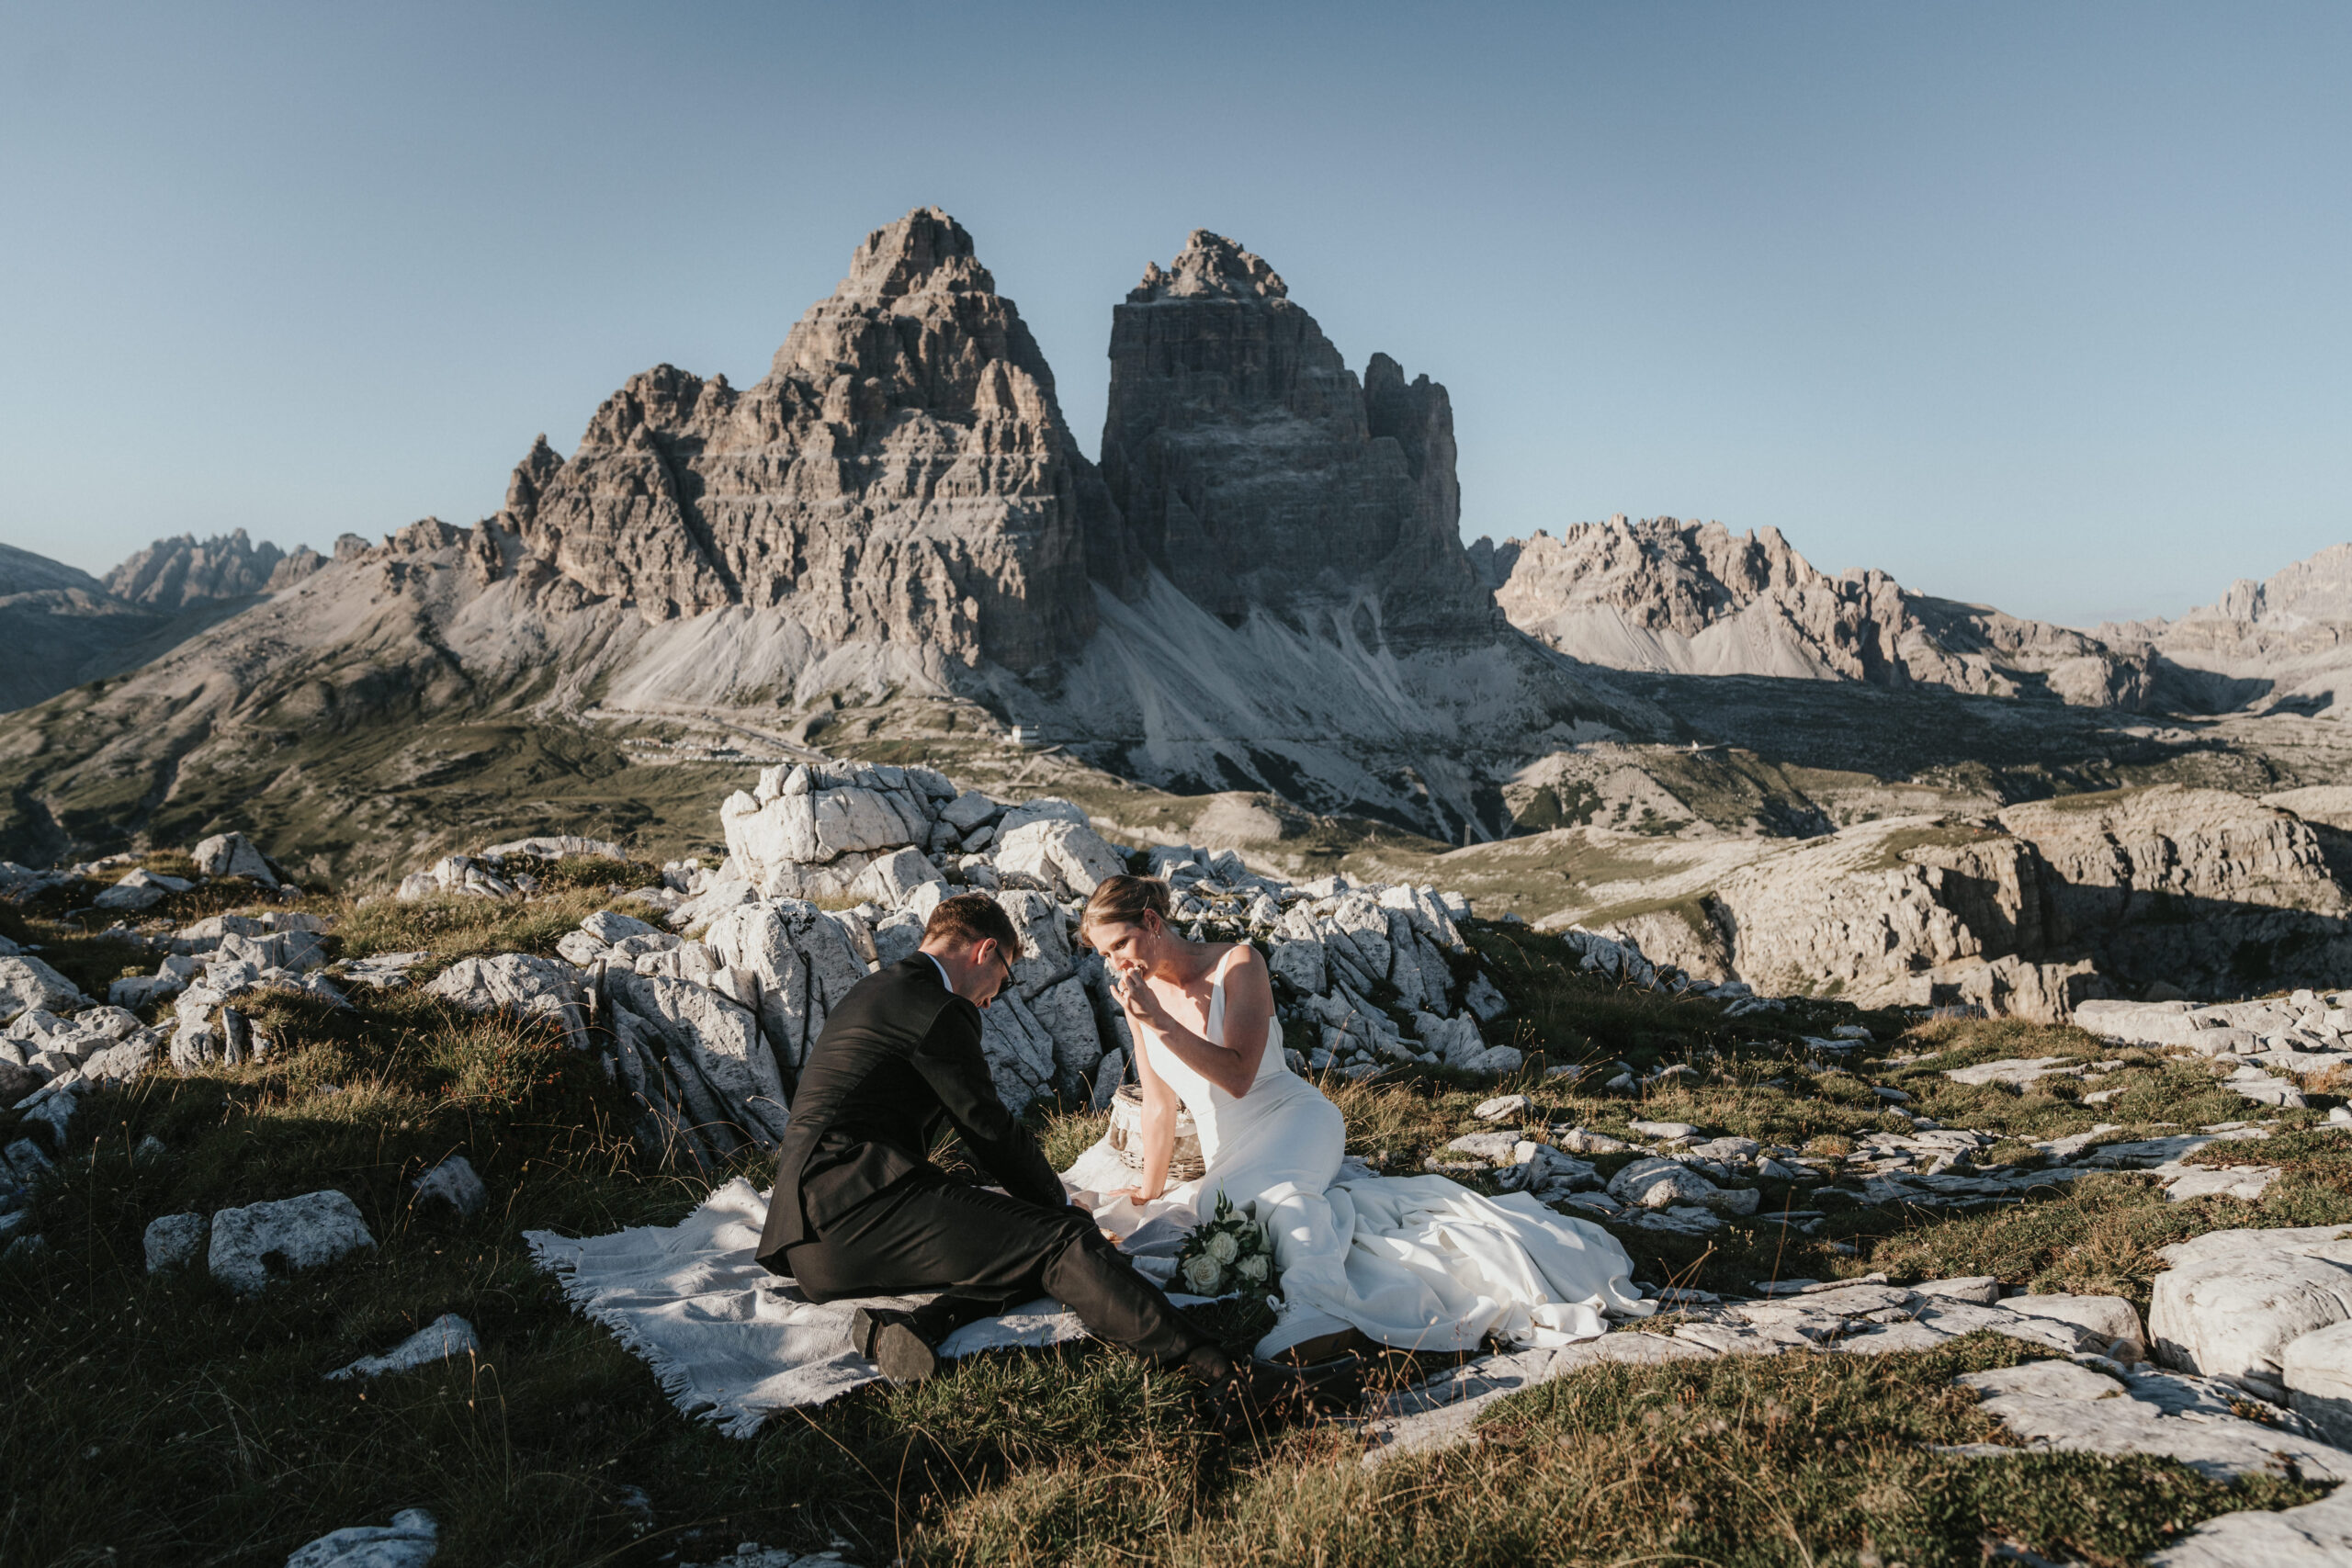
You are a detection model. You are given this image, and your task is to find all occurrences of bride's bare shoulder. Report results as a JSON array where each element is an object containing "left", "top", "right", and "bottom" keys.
[{"left": 1213, "top": 942, "right": 1267, "bottom": 984}]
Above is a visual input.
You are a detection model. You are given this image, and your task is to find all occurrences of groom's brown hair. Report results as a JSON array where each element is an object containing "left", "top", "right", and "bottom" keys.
[{"left": 921, "top": 892, "right": 1024, "bottom": 958}]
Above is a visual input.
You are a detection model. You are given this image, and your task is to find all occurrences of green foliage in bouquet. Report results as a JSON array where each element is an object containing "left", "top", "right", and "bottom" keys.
[{"left": 1174, "top": 1191, "right": 1278, "bottom": 1302}]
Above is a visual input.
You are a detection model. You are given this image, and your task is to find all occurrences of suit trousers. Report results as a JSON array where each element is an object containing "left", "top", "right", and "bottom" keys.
[{"left": 785, "top": 1174, "right": 1212, "bottom": 1367}]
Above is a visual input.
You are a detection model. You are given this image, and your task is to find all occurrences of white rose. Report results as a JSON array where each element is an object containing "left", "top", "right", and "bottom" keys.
[
  {"left": 1182, "top": 1254, "right": 1225, "bottom": 1293},
  {"left": 1206, "top": 1231, "right": 1240, "bottom": 1265},
  {"left": 1238, "top": 1253, "right": 1270, "bottom": 1283}
]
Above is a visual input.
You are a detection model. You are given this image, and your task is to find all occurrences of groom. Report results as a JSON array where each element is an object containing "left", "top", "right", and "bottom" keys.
[{"left": 756, "top": 892, "right": 1345, "bottom": 1416}]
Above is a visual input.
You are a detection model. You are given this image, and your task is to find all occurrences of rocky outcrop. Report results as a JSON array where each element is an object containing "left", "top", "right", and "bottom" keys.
[
  {"left": 1097, "top": 230, "right": 1498, "bottom": 655},
  {"left": 103, "top": 528, "right": 322, "bottom": 607},
  {"left": 507, "top": 207, "right": 1111, "bottom": 674},
  {"left": 1593, "top": 786, "right": 2352, "bottom": 1017},
  {"left": 2106, "top": 542, "right": 2352, "bottom": 717},
  {"left": 1476, "top": 516, "right": 2155, "bottom": 707}
]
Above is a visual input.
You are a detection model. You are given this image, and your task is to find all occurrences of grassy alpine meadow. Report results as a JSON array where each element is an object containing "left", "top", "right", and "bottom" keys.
[{"left": 6, "top": 892, "right": 2351, "bottom": 1564}]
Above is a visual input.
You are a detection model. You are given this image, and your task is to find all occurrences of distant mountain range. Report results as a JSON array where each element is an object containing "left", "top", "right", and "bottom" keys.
[
  {"left": 0, "top": 207, "right": 2344, "bottom": 879},
  {"left": 1472, "top": 519, "right": 2352, "bottom": 716}
]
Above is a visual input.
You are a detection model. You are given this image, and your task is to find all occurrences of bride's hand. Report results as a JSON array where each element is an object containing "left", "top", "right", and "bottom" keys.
[
  {"left": 1104, "top": 1185, "right": 1162, "bottom": 1206},
  {"left": 1109, "top": 966, "right": 1169, "bottom": 1027}
]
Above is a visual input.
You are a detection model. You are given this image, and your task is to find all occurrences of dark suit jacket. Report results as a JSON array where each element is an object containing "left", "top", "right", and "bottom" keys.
[{"left": 755, "top": 954, "right": 1066, "bottom": 1269}]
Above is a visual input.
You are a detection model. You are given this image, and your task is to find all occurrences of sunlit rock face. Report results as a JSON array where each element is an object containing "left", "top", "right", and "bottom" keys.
[
  {"left": 507, "top": 207, "right": 1112, "bottom": 675},
  {"left": 1475, "top": 515, "right": 2155, "bottom": 709}
]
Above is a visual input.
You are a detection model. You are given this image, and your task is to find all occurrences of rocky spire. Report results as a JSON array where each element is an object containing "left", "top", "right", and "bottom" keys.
[
  {"left": 1095, "top": 230, "right": 1498, "bottom": 652},
  {"left": 506, "top": 208, "right": 1114, "bottom": 672},
  {"left": 102, "top": 528, "right": 322, "bottom": 607}
]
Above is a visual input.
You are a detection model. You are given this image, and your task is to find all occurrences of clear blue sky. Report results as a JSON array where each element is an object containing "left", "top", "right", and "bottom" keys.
[{"left": 2, "top": 2, "right": 2344, "bottom": 626}]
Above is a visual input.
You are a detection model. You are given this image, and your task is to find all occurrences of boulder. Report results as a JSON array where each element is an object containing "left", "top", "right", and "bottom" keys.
[
  {"left": 480, "top": 834, "right": 625, "bottom": 861},
  {"left": 602, "top": 969, "right": 790, "bottom": 1144},
  {"left": 410, "top": 1156, "right": 486, "bottom": 1218},
  {"left": 993, "top": 889, "right": 1074, "bottom": 998},
  {"left": 2150, "top": 1232, "right": 2352, "bottom": 1399},
  {"left": 582, "top": 909, "right": 661, "bottom": 944},
  {"left": 95, "top": 868, "right": 191, "bottom": 910},
  {"left": 1267, "top": 938, "right": 1328, "bottom": 996},
  {"left": 191, "top": 831, "right": 278, "bottom": 886},
  {"left": 939, "top": 789, "right": 1001, "bottom": 832},
  {"left": 2283, "top": 1319, "right": 2352, "bottom": 1448},
  {"left": 978, "top": 990, "right": 1057, "bottom": 1112},
  {"left": 997, "top": 797, "right": 1089, "bottom": 837},
  {"left": 851, "top": 846, "right": 947, "bottom": 909},
  {"left": 1027, "top": 976, "right": 1103, "bottom": 1095},
  {"left": 992, "top": 819, "right": 1125, "bottom": 899},
  {"left": 1463, "top": 973, "right": 1509, "bottom": 1022},
  {"left": 1608, "top": 1157, "right": 1721, "bottom": 1210},
  {"left": 2001, "top": 1292, "right": 2145, "bottom": 1356},
  {"left": 422, "top": 953, "right": 590, "bottom": 1053},
  {"left": 0, "top": 956, "right": 89, "bottom": 1025},
  {"left": 143, "top": 1212, "right": 207, "bottom": 1272},
  {"left": 284, "top": 1508, "right": 439, "bottom": 1568},
  {"left": 208, "top": 1190, "right": 376, "bottom": 1294}
]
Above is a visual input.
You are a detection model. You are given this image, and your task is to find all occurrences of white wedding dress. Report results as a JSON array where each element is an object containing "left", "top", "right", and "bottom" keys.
[{"left": 1064, "top": 973, "right": 1651, "bottom": 1359}]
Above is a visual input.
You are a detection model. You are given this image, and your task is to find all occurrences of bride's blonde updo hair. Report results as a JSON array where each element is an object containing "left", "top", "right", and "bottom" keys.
[{"left": 1078, "top": 874, "right": 1173, "bottom": 948}]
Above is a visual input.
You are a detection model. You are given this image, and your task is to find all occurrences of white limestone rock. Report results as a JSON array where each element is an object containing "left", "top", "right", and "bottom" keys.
[
  {"left": 1462, "top": 972, "right": 1509, "bottom": 1022},
  {"left": 143, "top": 1212, "right": 207, "bottom": 1272},
  {"left": 410, "top": 1156, "right": 485, "bottom": 1218},
  {"left": 851, "top": 846, "right": 946, "bottom": 909},
  {"left": 1960, "top": 1358, "right": 2352, "bottom": 1482},
  {"left": 2151, "top": 1230, "right": 2352, "bottom": 1399},
  {"left": 95, "top": 868, "right": 191, "bottom": 910},
  {"left": 871, "top": 908, "right": 924, "bottom": 968},
  {"left": 979, "top": 989, "right": 1057, "bottom": 1112},
  {"left": 325, "top": 1314, "right": 480, "bottom": 1381},
  {"left": 1941, "top": 1056, "right": 2081, "bottom": 1088},
  {"left": 996, "top": 797, "right": 1088, "bottom": 837},
  {"left": 209, "top": 1190, "right": 376, "bottom": 1294},
  {"left": 991, "top": 889, "right": 1073, "bottom": 998},
  {"left": 1999, "top": 1292, "right": 2145, "bottom": 1356},
  {"left": 1608, "top": 1156, "right": 1721, "bottom": 1210},
  {"left": 2145, "top": 1483, "right": 2352, "bottom": 1568},
  {"left": 192, "top": 831, "right": 278, "bottom": 886},
  {"left": 1027, "top": 976, "right": 1102, "bottom": 1095},
  {"left": 0, "top": 956, "right": 90, "bottom": 1025},
  {"left": 422, "top": 953, "right": 590, "bottom": 1053},
  {"left": 2283, "top": 1318, "right": 2352, "bottom": 1449},
  {"left": 1474, "top": 1094, "right": 1533, "bottom": 1122},
  {"left": 1266, "top": 938, "right": 1328, "bottom": 997},
  {"left": 1915, "top": 1276, "right": 2003, "bottom": 1305},
  {"left": 554, "top": 931, "right": 606, "bottom": 967},
  {"left": 993, "top": 819, "right": 1125, "bottom": 900},
  {"left": 939, "top": 789, "right": 1001, "bottom": 832},
  {"left": 603, "top": 969, "right": 791, "bottom": 1145},
  {"left": 284, "top": 1508, "right": 439, "bottom": 1568},
  {"left": 480, "top": 834, "right": 625, "bottom": 862},
  {"left": 582, "top": 909, "right": 661, "bottom": 944}
]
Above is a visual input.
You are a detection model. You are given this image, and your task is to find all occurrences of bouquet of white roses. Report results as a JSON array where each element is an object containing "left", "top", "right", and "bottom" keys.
[{"left": 1174, "top": 1191, "right": 1278, "bottom": 1301}]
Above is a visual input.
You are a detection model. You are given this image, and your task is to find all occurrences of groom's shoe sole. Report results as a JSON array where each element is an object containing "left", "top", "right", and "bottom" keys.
[
  {"left": 849, "top": 1308, "right": 941, "bottom": 1383},
  {"left": 868, "top": 1320, "right": 941, "bottom": 1384}
]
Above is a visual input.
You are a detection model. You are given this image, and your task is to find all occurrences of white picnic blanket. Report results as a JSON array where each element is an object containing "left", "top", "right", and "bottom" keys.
[{"left": 524, "top": 1177, "right": 1206, "bottom": 1437}]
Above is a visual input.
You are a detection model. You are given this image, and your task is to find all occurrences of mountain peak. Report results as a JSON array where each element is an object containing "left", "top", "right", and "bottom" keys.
[
  {"left": 833, "top": 206, "right": 993, "bottom": 303},
  {"left": 1127, "top": 230, "right": 1287, "bottom": 304}
]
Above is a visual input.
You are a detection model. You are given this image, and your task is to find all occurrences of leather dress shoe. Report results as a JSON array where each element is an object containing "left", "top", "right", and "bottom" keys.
[{"left": 849, "top": 1306, "right": 939, "bottom": 1385}]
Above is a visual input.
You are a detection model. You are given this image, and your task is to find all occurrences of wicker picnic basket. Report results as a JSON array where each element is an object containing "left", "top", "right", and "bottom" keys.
[{"left": 1105, "top": 1081, "right": 1207, "bottom": 1182}]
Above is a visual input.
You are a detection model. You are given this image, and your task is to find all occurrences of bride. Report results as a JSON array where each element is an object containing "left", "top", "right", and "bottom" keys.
[{"left": 1069, "top": 874, "right": 1650, "bottom": 1360}]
